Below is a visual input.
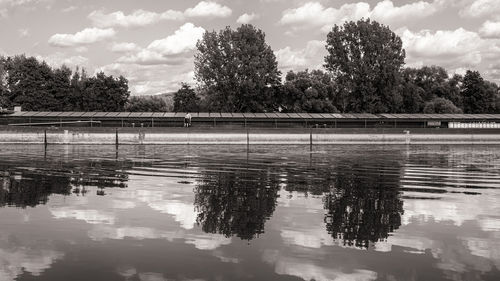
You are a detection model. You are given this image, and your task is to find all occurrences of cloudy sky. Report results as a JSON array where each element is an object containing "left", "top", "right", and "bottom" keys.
[{"left": 1, "top": 0, "right": 500, "bottom": 95}]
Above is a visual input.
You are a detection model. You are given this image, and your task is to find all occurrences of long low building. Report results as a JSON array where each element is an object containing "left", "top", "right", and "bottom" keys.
[{"left": 1, "top": 111, "right": 500, "bottom": 128}]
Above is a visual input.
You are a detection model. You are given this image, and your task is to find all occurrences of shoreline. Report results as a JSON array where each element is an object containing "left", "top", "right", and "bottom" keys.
[{"left": 2, "top": 127, "right": 500, "bottom": 145}]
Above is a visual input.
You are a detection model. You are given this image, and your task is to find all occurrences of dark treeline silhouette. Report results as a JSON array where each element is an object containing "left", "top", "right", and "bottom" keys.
[
  {"left": 0, "top": 159, "right": 130, "bottom": 208},
  {"left": 0, "top": 55, "right": 130, "bottom": 111},
  {"left": 2, "top": 20, "right": 498, "bottom": 114}
]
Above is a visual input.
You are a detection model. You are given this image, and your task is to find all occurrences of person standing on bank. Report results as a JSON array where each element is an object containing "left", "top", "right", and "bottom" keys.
[{"left": 184, "top": 112, "right": 192, "bottom": 127}]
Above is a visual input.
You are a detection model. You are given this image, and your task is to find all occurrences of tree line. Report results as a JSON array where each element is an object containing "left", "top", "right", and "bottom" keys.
[
  {"left": 173, "top": 19, "right": 500, "bottom": 114},
  {"left": 1, "top": 19, "right": 499, "bottom": 114},
  {"left": 0, "top": 55, "right": 130, "bottom": 111}
]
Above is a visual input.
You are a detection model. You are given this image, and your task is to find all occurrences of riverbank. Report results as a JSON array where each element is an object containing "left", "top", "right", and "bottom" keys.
[{"left": 1, "top": 127, "right": 500, "bottom": 145}]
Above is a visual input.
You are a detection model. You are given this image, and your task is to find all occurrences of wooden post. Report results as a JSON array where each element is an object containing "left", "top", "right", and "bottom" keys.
[
  {"left": 247, "top": 129, "right": 249, "bottom": 147},
  {"left": 310, "top": 128, "right": 313, "bottom": 151},
  {"left": 115, "top": 129, "right": 119, "bottom": 149},
  {"left": 152, "top": 117, "right": 154, "bottom": 128},
  {"left": 44, "top": 130, "right": 47, "bottom": 147}
]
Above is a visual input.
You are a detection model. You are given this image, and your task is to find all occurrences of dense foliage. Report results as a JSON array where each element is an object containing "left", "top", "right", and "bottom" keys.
[
  {"left": 173, "top": 84, "right": 201, "bottom": 112},
  {"left": 125, "top": 96, "right": 170, "bottom": 112},
  {"left": 194, "top": 24, "right": 281, "bottom": 112},
  {"left": 324, "top": 19, "right": 406, "bottom": 113},
  {"left": 0, "top": 55, "right": 129, "bottom": 111}
]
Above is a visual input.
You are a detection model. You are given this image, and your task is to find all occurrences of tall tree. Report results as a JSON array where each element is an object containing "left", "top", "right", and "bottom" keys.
[
  {"left": 324, "top": 19, "right": 405, "bottom": 113},
  {"left": 0, "top": 56, "right": 8, "bottom": 108},
  {"left": 461, "top": 70, "right": 497, "bottom": 113},
  {"left": 173, "top": 84, "right": 200, "bottom": 112},
  {"left": 194, "top": 24, "right": 281, "bottom": 112}
]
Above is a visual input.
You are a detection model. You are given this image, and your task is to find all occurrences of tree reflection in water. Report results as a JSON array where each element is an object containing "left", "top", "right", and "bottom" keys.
[
  {"left": 193, "top": 153, "right": 404, "bottom": 247},
  {"left": 194, "top": 169, "right": 281, "bottom": 240},
  {"left": 0, "top": 160, "right": 130, "bottom": 208},
  {"left": 324, "top": 162, "right": 404, "bottom": 248}
]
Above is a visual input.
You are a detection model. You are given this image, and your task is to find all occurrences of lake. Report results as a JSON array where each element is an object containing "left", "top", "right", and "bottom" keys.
[{"left": 0, "top": 144, "right": 499, "bottom": 281}]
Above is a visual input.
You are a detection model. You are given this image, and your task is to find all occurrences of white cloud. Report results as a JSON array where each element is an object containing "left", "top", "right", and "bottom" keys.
[
  {"left": 280, "top": 1, "right": 443, "bottom": 33},
  {"left": 48, "top": 27, "right": 116, "bottom": 47},
  {"left": 237, "top": 13, "right": 259, "bottom": 24},
  {"left": 110, "top": 42, "right": 140, "bottom": 53},
  {"left": 275, "top": 40, "right": 326, "bottom": 71},
  {"left": 400, "top": 27, "right": 483, "bottom": 68},
  {"left": 50, "top": 207, "right": 115, "bottom": 224},
  {"left": 61, "top": 5, "right": 76, "bottom": 13},
  {"left": 88, "top": 1, "right": 231, "bottom": 29},
  {"left": 263, "top": 250, "right": 378, "bottom": 281},
  {"left": 371, "top": 0, "right": 438, "bottom": 24},
  {"left": 35, "top": 52, "right": 89, "bottom": 69},
  {"left": 0, "top": 247, "right": 64, "bottom": 281},
  {"left": 184, "top": 1, "right": 232, "bottom": 18},
  {"left": 96, "top": 63, "right": 195, "bottom": 95},
  {"left": 118, "top": 23, "right": 204, "bottom": 65},
  {"left": 18, "top": 28, "right": 28, "bottom": 37},
  {"left": 479, "top": 21, "right": 500, "bottom": 38},
  {"left": 459, "top": 0, "right": 500, "bottom": 18},
  {"left": 88, "top": 9, "right": 184, "bottom": 28}
]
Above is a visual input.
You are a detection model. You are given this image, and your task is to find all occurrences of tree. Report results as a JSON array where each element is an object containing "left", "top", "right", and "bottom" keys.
[
  {"left": 280, "top": 69, "right": 338, "bottom": 113},
  {"left": 173, "top": 84, "right": 200, "bottom": 112},
  {"left": 81, "top": 72, "right": 130, "bottom": 111},
  {"left": 0, "top": 56, "right": 9, "bottom": 108},
  {"left": 324, "top": 19, "right": 405, "bottom": 113},
  {"left": 125, "top": 96, "right": 169, "bottom": 112},
  {"left": 4, "top": 55, "right": 66, "bottom": 111},
  {"left": 423, "top": 97, "right": 463, "bottom": 114},
  {"left": 461, "top": 70, "right": 497, "bottom": 113},
  {"left": 195, "top": 24, "right": 281, "bottom": 112}
]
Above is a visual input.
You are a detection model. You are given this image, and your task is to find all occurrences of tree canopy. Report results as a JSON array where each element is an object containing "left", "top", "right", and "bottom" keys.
[
  {"left": 173, "top": 84, "right": 201, "bottom": 112},
  {"left": 194, "top": 24, "right": 281, "bottom": 112},
  {"left": 325, "top": 19, "right": 406, "bottom": 113},
  {"left": 0, "top": 55, "right": 130, "bottom": 111}
]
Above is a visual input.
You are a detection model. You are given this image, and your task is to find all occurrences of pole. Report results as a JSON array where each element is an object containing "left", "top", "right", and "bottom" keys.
[
  {"left": 247, "top": 129, "right": 250, "bottom": 148},
  {"left": 44, "top": 129, "right": 47, "bottom": 148},
  {"left": 115, "top": 129, "right": 119, "bottom": 149},
  {"left": 310, "top": 128, "right": 313, "bottom": 151}
]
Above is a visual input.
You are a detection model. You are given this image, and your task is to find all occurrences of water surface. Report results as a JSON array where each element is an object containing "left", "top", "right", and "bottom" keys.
[{"left": 0, "top": 144, "right": 499, "bottom": 281}]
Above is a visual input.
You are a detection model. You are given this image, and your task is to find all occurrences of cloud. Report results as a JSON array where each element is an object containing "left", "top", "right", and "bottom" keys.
[
  {"left": 371, "top": 0, "right": 438, "bottom": 24},
  {"left": 18, "top": 28, "right": 28, "bottom": 37},
  {"left": 263, "top": 250, "right": 378, "bottom": 281},
  {"left": 479, "top": 21, "right": 500, "bottom": 38},
  {"left": 275, "top": 40, "right": 326, "bottom": 71},
  {"left": 48, "top": 27, "right": 116, "bottom": 47},
  {"left": 50, "top": 207, "right": 115, "bottom": 224},
  {"left": 0, "top": 247, "right": 64, "bottom": 281},
  {"left": 459, "top": 0, "right": 500, "bottom": 18},
  {"left": 184, "top": 1, "right": 232, "bottom": 18},
  {"left": 279, "top": 1, "right": 443, "bottom": 33},
  {"left": 400, "top": 27, "right": 483, "bottom": 69},
  {"left": 236, "top": 13, "right": 259, "bottom": 24},
  {"left": 96, "top": 63, "right": 195, "bottom": 95},
  {"left": 35, "top": 52, "right": 89, "bottom": 69},
  {"left": 88, "top": 1, "right": 231, "bottom": 29},
  {"left": 88, "top": 9, "right": 184, "bottom": 28},
  {"left": 118, "top": 22, "right": 204, "bottom": 65},
  {"left": 110, "top": 42, "right": 141, "bottom": 53}
]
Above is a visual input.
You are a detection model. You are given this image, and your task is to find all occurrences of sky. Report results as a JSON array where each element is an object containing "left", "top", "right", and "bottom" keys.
[{"left": 1, "top": 0, "right": 500, "bottom": 96}]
